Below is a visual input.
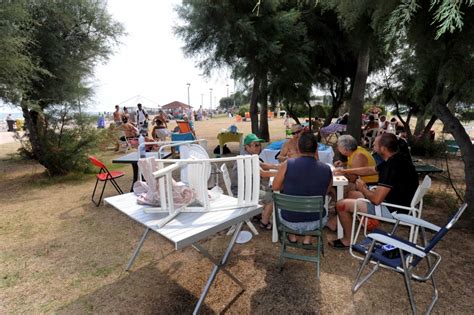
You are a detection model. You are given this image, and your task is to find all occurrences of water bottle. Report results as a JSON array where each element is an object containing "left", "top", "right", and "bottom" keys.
[{"left": 138, "top": 134, "right": 145, "bottom": 158}]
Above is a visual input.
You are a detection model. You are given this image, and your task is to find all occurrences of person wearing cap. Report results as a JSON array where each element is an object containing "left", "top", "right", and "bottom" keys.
[{"left": 230, "top": 133, "right": 279, "bottom": 230}]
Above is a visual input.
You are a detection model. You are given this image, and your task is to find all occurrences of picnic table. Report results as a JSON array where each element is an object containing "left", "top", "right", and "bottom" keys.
[
  {"left": 270, "top": 166, "right": 349, "bottom": 242},
  {"left": 412, "top": 160, "right": 444, "bottom": 176},
  {"left": 104, "top": 193, "right": 262, "bottom": 314}
]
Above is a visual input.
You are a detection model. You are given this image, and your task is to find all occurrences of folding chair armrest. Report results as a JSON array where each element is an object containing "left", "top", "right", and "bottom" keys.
[
  {"left": 367, "top": 233, "right": 426, "bottom": 258},
  {"left": 391, "top": 213, "right": 441, "bottom": 232},
  {"left": 379, "top": 202, "right": 415, "bottom": 214}
]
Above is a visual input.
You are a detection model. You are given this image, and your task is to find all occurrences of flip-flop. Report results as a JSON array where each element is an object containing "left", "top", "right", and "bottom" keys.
[
  {"left": 259, "top": 220, "right": 272, "bottom": 230},
  {"left": 328, "top": 239, "right": 349, "bottom": 250}
]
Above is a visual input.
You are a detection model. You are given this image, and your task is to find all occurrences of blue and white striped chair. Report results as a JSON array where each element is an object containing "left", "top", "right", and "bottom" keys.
[{"left": 351, "top": 203, "right": 467, "bottom": 314}]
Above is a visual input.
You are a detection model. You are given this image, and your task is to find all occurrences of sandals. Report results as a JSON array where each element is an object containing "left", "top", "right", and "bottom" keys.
[
  {"left": 328, "top": 239, "right": 349, "bottom": 250},
  {"left": 258, "top": 220, "right": 272, "bottom": 230}
]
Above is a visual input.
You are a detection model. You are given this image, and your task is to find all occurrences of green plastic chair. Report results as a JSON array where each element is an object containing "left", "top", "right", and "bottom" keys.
[{"left": 273, "top": 192, "right": 326, "bottom": 278}]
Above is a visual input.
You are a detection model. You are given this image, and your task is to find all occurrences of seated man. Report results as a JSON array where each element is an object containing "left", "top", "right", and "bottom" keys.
[
  {"left": 278, "top": 124, "right": 303, "bottom": 162},
  {"left": 230, "top": 134, "right": 279, "bottom": 230},
  {"left": 272, "top": 133, "right": 332, "bottom": 244},
  {"left": 119, "top": 116, "right": 138, "bottom": 139},
  {"left": 151, "top": 118, "right": 171, "bottom": 141},
  {"left": 334, "top": 135, "right": 379, "bottom": 193},
  {"left": 327, "top": 133, "right": 418, "bottom": 249}
]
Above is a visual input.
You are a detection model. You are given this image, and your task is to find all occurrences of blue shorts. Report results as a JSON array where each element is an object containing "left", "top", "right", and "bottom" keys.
[
  {"left": 366, "top": 203, "right": 393, "bottom": 219},
  {"left": 278, "top": 210, "right": 327, "bottom": 232}
]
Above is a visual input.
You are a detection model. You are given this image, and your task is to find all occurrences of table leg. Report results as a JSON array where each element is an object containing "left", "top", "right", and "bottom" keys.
[
  {"left": 130, "top": 162, "right": 138, "bottom": 192},
  {"left": 272, "top": 208, "right": 278, "bottom": 242},
  {"left": 336, "top": 185, "right": 344, "bottom": 239},
  {"left": 192, "top": 221, "right": 245, "bottom": 315}
]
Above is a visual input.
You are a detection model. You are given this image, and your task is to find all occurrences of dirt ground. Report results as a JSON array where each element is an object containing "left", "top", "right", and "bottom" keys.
[{"left": 0, "top": 116, "right": 473, "bottom": 314}]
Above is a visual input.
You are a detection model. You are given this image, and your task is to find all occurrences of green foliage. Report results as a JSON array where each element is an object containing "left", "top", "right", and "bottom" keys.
[
  {"left": 237, "top": 104, "right": 250, "bottom": 117},
  {"left": 18, "top": 109, "right": 99, "bottom": 175},
  {"left": 313, "top": 105, "right": 328, "bottom": 118},
  {"left": 409, "top": 138, "right": 447, "bottom": 158},
  {"left": 0, "top": 1, "right": 35, "bottom": 103},
  {"left": 218, "top": 97, "right": 234, "bottom": 109},
  {"left": 0, "top": 0, "right": 124, "bottom": 176}
]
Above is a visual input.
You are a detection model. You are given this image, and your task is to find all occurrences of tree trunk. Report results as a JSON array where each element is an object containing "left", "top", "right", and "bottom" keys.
[
  {"left": 285, "top": 104, "right": 300, "bottom": 125},
  {"left": 421, "top": 114, "right": 437, "bottom": 138},
  {"left": 259, "top": 75, "right": 269, "bottom": 141},
  {"left": 20, "top": 101, "right": 43, "bottom": 160},
  {"left": 346, "top": 42, "right": 370, "bottom": 142},
  {"left": 250, "top": 76, "right": 260, "bottom": 134},
  {"left": 433, "top": 99, "right": 474, "bottom": 220},
  {"left": 414, "top": 111, "right": 426, "bottom": 136}
]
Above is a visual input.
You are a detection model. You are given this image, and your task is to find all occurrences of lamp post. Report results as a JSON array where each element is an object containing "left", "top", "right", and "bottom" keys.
[
  {"left": 226, "top": 84, "right": 229, "bottom": 97},
  {"left": 186, "top": 83, "right": 190, "bottom": 106},
  {"left": 209, "top": 88, "right": 213, "bottom": 111}
]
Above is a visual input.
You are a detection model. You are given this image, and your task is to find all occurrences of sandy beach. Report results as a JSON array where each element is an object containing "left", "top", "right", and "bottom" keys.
[{"left": 0, "top": 131, "right": 16, "bottom": 145}]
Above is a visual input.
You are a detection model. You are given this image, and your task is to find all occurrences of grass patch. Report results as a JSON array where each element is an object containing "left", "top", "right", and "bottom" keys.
[
  {"left": 0, "top": 271, "right": 21, "bottom": 288},
  {"left": 424, "top": 190, "right": 459, "bottom": 210}
]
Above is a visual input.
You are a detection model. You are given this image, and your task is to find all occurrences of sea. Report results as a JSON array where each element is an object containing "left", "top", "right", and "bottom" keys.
[{"left": 0, "top": 112, "right": 106, "bottom": 121}]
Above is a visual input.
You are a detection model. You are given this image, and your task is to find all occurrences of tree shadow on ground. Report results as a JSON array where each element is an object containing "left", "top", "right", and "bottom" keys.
[{"left": 57, "top": 263, "right": 216, "bottom": 314}]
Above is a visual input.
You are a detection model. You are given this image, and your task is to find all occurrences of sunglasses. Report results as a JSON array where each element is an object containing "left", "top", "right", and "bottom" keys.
[{"left": 250, "top": 143, "right": 262, "bottom": 147}]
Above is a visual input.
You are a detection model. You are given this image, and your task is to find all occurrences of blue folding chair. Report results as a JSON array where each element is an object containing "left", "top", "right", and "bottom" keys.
[
  {"left": 171, "top": 132, "right": 195, "bottom": 153},
  {"left": 351, "top": 203, "right": 467, "bottom": 314}
]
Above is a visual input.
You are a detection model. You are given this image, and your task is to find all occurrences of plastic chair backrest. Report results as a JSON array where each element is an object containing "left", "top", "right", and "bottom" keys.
[
  {"left": 176, "top": 120, "right": 192, "bottom": 134},
  {"left": 220, "top": 164, "right": 233, "bottom": 197},
  {"left": 410, "top": 175, "right": 431, "bottom": 209},
  {"left": 89, "top": 156, "right": 106, "bottom": 169},
  {"left": 273, "top": 193, "right": 324, "bottom": 214},
  {"left": 180, "top": 144, "right": 211, "bottom": 185}
]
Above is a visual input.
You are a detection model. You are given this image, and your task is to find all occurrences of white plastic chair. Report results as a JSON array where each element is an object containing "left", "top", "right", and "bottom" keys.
[
  {"left": 221, "top": 163, "right": 259, "bottom": 235},
  {"left": 350, "top": 175, "right": 432, "bottom": 260},
  {"left": 137, "top": 155, "right": 261, "bottom": 228}
]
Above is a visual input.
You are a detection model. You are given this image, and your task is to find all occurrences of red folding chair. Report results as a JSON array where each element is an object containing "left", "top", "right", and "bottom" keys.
[{"left": 89, "top": 156, "right": 125, "bottom": 206}]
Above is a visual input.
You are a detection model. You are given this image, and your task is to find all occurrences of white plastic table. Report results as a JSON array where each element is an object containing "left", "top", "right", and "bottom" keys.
[{"left": 104, "top": 193, "right": 262, "bottom": 314}]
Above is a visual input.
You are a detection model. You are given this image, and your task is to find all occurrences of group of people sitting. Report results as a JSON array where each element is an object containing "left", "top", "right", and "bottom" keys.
[
  {"left": 230, "top": 123, "right": 418, "bottom": 249},
  {"left": 113, "top": 105, "right": 172, "bottom": 150}
]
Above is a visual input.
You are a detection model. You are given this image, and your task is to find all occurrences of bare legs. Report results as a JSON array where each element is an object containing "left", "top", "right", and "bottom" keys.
[{"left": 327, "top": 191, "right": 368, "bottom": 246}]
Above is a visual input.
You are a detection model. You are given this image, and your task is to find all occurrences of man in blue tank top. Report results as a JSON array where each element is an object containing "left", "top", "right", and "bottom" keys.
[{"left": 273, "top": 133, "right": 333, "bottom": 244}]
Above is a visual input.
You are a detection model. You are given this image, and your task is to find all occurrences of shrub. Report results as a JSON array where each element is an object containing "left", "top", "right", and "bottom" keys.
[
  {"left": 409, "top": 138, "right": 447, "bottom": 158},
  {"left": 237, "top": 104, "right": 250, "bottom": 116}
]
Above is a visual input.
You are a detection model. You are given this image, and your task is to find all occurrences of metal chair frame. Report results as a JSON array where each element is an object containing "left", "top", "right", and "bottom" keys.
[
  {"left": 89, "top": 156, "right": 124, "bottom": 206},
  {"left": 352, "top": 203, "right": 467, "bottom": 314},
  {"left": 273, "top": 192, "right": 326, "bottom": 278}
]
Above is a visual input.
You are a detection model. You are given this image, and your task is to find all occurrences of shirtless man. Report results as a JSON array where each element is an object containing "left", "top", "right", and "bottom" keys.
[
  {"left": 278, "top": 124, "right": 303, "bottom": 162},
  {"left": 278, "top": 124, "right": 318, "bottom": 162},
  {"left": 113, "top": 105, "right": 121, "bottom": 126}
]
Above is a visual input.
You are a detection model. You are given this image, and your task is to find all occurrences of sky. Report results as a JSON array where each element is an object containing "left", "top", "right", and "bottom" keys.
[
  {"left": 92, "top": 0, "right": 232, "bottom": 112},
  {"left": 0, "top": 0, "right": 232, "bottom": 114}
]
